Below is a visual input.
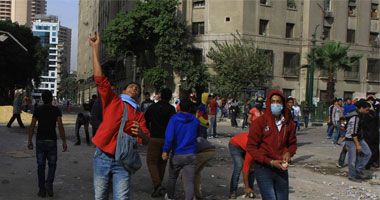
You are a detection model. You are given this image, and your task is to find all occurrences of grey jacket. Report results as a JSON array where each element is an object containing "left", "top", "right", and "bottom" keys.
[
  {"left": 13, "top": 97, "right": 22, "bottom": 114},
  {"left": 345, "top": 110, "right": 359, "bottom": 141},
  {"left": 333, "top": 106, "right": 343, "bottom": 123}
]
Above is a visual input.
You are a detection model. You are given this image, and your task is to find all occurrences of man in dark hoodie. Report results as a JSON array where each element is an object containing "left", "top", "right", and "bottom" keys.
[
  {"left": 363, "top": 96, "right": 379, "bottom": 169},
  {"left": 247, "top": 90, "right": 297, "bottom": 200},
  {"left": 162, "top": 99, "right": 199, "bottom": 200},
  {"left": 344, "top": 99, "right": 372, "bottom": 182}
]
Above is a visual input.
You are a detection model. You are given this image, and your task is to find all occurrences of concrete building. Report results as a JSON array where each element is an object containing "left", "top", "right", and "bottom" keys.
[
  {"left": 77, "top": 0, "right": 380, "bottom": 104},
  {"left": 31, "top": 15, "right": 60, "bottom": 97},
  {"left": 58, "top": 25, "right": 72, "bottom": 74},
  {"left": 178, "top": 0, "right": 380, "bottom": 102},
  {"left": 0, "top": 0, "right": 46, "bottom": 27},
  {"left": 76, "top": 0, "right": 137, "bottom": 104}
]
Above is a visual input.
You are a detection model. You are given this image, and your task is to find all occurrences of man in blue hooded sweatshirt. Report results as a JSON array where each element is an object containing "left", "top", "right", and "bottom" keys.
[{"left": 162, "top": 99, "right": 199, "bottom": 200}]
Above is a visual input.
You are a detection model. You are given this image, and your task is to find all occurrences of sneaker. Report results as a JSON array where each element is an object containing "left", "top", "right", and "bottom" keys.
[
  {"left": 164, "top": 193, "right": 174, "bottom": 200},
  {"left": 229, "top": 192, "right": 237, "bottom": 199},
  {"left": 207, "top": 136, "right": 212, "bottom": 139},
  {"left": 74, "top": 142, "right": 81, "bottom": 145},
  {"left": 151, "top": 185, "right": 163, "bottom": 198},
  {"left": 45, "top": 185, "right": 53, "bottom": 197},
  {"left": 6, "top": 125, "right": 11, "bottom": 128},
  {"left": 356, "top": 173, "right": 371, "bottom": 180},
  {"left": 37, "top": 190, "right": 46, "bottom": 198},
  {"left": 213, "top": 135, "right": 219, "bottom": 138},
  {"left": 349, "top": 177, "right": 362, "bottom": 183},
  {"left": 326, "top": 136, "right": 332, "bottom": 139},
  {"left": 336, "top": 163, "right": 343, "bottom": 168}
]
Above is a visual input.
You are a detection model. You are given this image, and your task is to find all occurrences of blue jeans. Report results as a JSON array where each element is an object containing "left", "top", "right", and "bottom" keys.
[
  {"left": 333, "top": 124, "right": 345, "bottom": 144},
  {"left": 294, "top": 120, "right": 300, "bottom": 130},
  {"left": 254, "top": 162, "right": 289, "bottom": 200},
  {"left": 36, "top": 140, "right": 57, "bottom": 192},
  {"left": 304, "top": 116, "right": 309, "bottom": 128},
  {"left": 338, "top": 144, "right": 348, "bottom": 166},
  {"left": 208, "top": 115, "right": 217, "bottom": 137},
  {"left": 327, "top": 124, "right": 334, "bottom": 138},
  {"left": 346, "top": 140, "right": 372, "bottom": 179},
  {"left": 229, "top": 143, "right": 254, "bottom": 194},
  {"left": 93, "top": 148, "right": 131, "bottom": 200}
]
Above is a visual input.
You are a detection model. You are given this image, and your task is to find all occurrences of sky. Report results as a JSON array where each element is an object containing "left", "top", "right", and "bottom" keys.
[{"left": 47, "top": 0, "right": 79, "bottom": 72}]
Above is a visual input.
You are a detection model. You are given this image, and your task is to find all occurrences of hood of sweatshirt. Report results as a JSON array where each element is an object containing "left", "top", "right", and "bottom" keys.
[
  {"left": 264, "top": 89, "right": 290, "bottom": 123},
  {"left": 174, "top": 112, "right": 196, "bottom": 123},
  {"left": 201, "top": 93, "right": 209, "bottom": 105}
]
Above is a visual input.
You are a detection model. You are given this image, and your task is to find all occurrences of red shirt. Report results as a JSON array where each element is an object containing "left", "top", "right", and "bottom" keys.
[
  {"left": 92, "top": 75, "right": 150, "bottom": 155},
  {"left": 249, "top": 107, "right": 264, "bottom": 122},
  {"left": 230, "top": 132, "right": 253, "bottom": 173},
  {"left": 209, "top": 99, "right": 218, "bottom": 115},
  {"left": 247, "top": 90, "right": 297, "bottom": 166}
]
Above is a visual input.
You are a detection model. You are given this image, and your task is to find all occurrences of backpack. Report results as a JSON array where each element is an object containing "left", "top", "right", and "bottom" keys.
[{"left": 115, "top": 102, "right": 142, "bottom": 174}]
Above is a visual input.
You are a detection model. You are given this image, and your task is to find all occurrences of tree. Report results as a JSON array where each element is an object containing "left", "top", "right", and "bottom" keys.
[
  {"left": 58, "top": 71, "right": 78, "bottom": 102},
  {"left": 103, "top": 0, "right": 209, "bottom": 93},
  {"left": 312, "top": 42, "right": 361, "bottom": 104},
  {"left": 0, "top": 20, "right": 47, "bottom": 105},
  {"left": 206, "top": 33, "right": 272, "bottom": 97}
]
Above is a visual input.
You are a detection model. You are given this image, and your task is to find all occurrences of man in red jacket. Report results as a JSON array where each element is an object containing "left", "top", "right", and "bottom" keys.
[
  {"left": 247, "top": 90, "right": 297, "bottom": 200},
  {"left": 90, "top": 32, "right": 150, "bottom": 199}
]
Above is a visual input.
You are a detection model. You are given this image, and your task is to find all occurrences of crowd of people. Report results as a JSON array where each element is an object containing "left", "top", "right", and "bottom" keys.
[{"left": 13, "top": 32, "right": 377, "bottom": 200}]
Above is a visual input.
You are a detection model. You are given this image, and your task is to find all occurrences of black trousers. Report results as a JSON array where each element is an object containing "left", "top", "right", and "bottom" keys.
[{"left": 7, "top": 114, "right": 24, "bottom": 128}]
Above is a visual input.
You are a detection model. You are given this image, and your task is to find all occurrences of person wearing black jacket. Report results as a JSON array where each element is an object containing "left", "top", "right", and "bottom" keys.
[
  {"left": 145, "top": 88, "right": 176, "bottom": 197},
  {"left": 363, "top": 96, "right": 380, "bottom": 169}
]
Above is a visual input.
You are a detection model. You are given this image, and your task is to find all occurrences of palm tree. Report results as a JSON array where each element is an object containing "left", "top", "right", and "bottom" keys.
[{"left": 312, "top": 42, "right": 361, "bottom": 104}]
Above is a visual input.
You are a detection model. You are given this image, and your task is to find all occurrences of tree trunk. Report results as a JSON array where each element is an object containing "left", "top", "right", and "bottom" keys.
[{"left": 326, "top": 72, "right": 335, "bottom": 105}]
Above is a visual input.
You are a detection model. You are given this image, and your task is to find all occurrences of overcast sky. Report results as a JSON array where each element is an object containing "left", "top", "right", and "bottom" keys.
[{"left": 47, "top": 0, "right": 79, "bottom": 72}]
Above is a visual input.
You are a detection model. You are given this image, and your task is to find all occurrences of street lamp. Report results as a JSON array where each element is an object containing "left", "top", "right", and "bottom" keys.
[
  {"left": 0, "top": 30, "right": 28, "bottom": 52},
  {"left": 306, "top": 24, "right": 321, "bottom": 109}
]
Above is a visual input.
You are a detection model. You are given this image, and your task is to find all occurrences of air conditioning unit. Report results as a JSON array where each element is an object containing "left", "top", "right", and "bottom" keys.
[{"left": 324, "top": 11, "right": 334, "bottom": 18}]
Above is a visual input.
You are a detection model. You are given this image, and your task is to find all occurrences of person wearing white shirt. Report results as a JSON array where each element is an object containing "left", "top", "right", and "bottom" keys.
[{"left": 292, "top": 101, "right": 301, "bottom": 131}]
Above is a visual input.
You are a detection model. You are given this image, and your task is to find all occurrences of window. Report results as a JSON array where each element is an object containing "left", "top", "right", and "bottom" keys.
[
  {"left": 52, "top": 32, "right": 56, "bottom": 36},
  {"left": 370, "top": 32, "right": 380, "bottom": 47},
  {"left": 322, "top": 26, "right": 331, "bottom": 40},
  {"left": 347, "top": 29, "right": 355, "bottom": 43},
  {"left": 50, "top": 84, "right": 55, "bottom": 88},
  {"left": 49, "top": 61, "right": 56, "bottom": 66},
  {"left": 344, "top": 62, "right": 359, "bottom": 79},
  {"left": 52, "top": 38, "right": 56, "bottom": 42},
  {"left": 258, "top": 49, "right": 274, "bottom": 76},
  {"left": 193, "top": 0, "right": 205, "bottom": 8},
  {"left": 50, "top": 72, "right": 55, "bottom": 77},
  {"left": 371, "top": 3, "right": 378, "bottom": 19},
  {"left": 344, "top": 92, "right": 353, "bottom": 100},
  {"left": 283, "top": 89, "right": 293, "bottom": 99},
  {"left": 192, "top": 22, "right": 204, "bottom": 35},
  {"left": 283, "top": 52, "right": 300, "bottom": 76},
  {"left": 260, "top": 0, "right": 269, "bottom": 6},
  {"left": 52, "top": 26, "right": 56, "bottom": 30},
  {"left": 192, "top": 49, "right": 203, "bottom": 65},
  {"left": 324, "top": 0, "right": 331, "bottom": 11},
  {"left": 348, "top": 0, "right": 357, "bottom": 15},
  {"left": 287, "top": 0, "right": 296, "bottom": 9},
  {"left": 320, "top": 90, "right": 328, "bottom": 102},
  {"left": 286, "top": 23, "right": 295, "bottom": 38},
  {"left": 259, "top": 20, "right": 269, "bottom": 36},
  {"left": 367, "top": 59, "right": 380, "bottom": 81}
]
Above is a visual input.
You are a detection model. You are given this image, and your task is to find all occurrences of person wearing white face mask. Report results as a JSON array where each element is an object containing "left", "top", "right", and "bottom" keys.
[{"left": 247, "top": 90, "right": 297, "bottom": 200}]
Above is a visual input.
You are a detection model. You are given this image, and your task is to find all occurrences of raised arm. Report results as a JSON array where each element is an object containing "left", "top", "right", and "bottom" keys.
[
  {"left": 89, "top": 32, "right": 102, "bottom": 76},
  {"left": 57, "top": 117, "right": 67, "bottom": 152}
]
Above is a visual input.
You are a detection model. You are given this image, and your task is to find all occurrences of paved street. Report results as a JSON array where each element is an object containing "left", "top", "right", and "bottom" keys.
[{"left": 0, "top": 117, "right": 379, "bottom": 200}]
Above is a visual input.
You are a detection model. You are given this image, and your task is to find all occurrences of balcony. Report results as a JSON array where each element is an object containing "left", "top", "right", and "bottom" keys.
[{"left": 368, "top": 73, "right": 380, "bottom": 82}]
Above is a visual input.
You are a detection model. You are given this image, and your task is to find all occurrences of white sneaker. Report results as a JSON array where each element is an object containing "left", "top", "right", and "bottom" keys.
[{"left": 165, "top": 193, "right": 174, "bottom": 200}]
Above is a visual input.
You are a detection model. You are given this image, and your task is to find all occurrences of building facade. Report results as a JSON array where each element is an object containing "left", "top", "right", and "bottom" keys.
[
  {"left": 31, "top": 15, "right": 60, "bottom": 97},
  {"left": 0, "top": 0, "right": 46, "bottom": 27},
  {"left": 58, "top": 25, "right": 72, "bottom": 74},
  {"left": 179, "top": 0, "right": 380, "bottom": 102}
]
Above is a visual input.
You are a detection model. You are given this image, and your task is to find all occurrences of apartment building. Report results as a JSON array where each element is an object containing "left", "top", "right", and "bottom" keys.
[
  {"left": 31, "top": 15, "right": 60, "bottom": 97},
  {"left": 179, "top": 0, "right": 379, "bottom": 102},
  {"left": 0, "top": 0, "right": 46, "bottom": 27},
  {"left": 58, "top": 25, "right": 72, "bottom": 74}
]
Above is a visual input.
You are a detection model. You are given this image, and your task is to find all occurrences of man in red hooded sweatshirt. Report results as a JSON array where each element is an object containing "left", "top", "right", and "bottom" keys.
[{"left": 247, "top": 90, "right": 297, "bottom": 200}]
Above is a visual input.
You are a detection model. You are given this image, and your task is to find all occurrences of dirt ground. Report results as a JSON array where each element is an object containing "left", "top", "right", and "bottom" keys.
[{"left": 0, "top": 120, "right": 379, "bottom": 200}]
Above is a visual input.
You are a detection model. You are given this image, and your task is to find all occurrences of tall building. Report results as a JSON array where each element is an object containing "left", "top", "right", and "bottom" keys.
[
  {"left": 178, "top": 0, "right": 380, "bottom": 101},
  {"left": 0, "top": 0, "right": 46, "bottom": 27},
  {"left": 31, "top": 15, "right": 60, "bottom": 97},
  {"left": 77, "top": 0, "right": 135, "bottom": 104},
  {"left": 58, "top": 25, "right": 72, "bottom": 74}
]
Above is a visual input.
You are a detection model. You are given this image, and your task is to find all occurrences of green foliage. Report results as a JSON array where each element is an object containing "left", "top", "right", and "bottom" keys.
[
  {"left": 144, "top": 66, "right": 169, "bottom": 92},
  {"left": 311, "top": 41, "right": 362, "bottom": 103},
  {"left": 104, "top": 0, "right": 208, "bottom": 93},
  {"left": 0, "top": 20, "right": 47, "bottom": 105},
  {"left": 58, "top": 71, "right": 78, "bottom": 102},
  {"left": 179, "top": 64, "right": 210, "bottom": 91},
  {"left": 207, "top": 32, "right": 272, "bottom": 97}
]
